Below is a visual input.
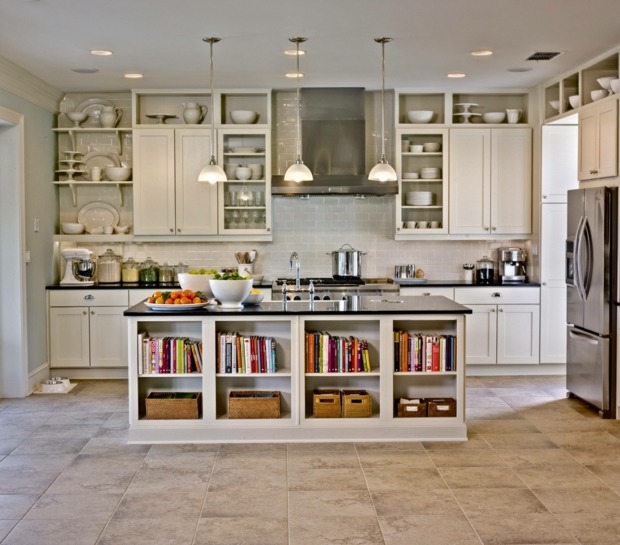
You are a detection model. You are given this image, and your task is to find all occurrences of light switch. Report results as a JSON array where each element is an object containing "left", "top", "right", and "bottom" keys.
[
  {"left": 33, "top": 218, "right": 39, "bottom": 232},
  {"left": 25, "top": 251, "right": 31, "bottom": 263}
]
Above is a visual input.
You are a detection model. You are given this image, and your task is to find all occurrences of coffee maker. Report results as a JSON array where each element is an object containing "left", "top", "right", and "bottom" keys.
[
  {"left": 499, "top": 247, "right": 527, "bottom": 284},
  {"left": 60, "top": 248, "right": 97, "bottom": 286}
]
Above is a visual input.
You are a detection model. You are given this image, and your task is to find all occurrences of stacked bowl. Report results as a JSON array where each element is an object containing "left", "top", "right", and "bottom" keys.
[
  {"left": 420, "top": 167, "right": 441, "bottom": 179},
  {"left": 405, "top": 191, "right": 434, "bottom": 206}
]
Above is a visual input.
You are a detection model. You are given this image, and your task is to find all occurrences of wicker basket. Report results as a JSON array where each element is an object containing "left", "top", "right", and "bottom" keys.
[
  {"left": 396, "top": 399, "right": 428, "bottom": 418},
  {"left": 426, "top": 397, "right": 456, "bottom": 417},
  {"left": 228, "top": 390, "right": 281, "bottom": 419},
  {"left": 342, "top": 389, "right": 372, "bottom": 418},
  {"left": 313, "top": 389, "right": 342, "bottom": 418},
  {"left": 145, "top": 392, "right": 201, "bottom": 420}
]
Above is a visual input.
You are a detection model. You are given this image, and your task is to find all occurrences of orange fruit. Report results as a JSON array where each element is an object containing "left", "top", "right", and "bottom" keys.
[
  {"left": 192, "top": 296, "right": 203, "bottom": 304},
  {"left": 155, "top": 296, "right": 164, "bottom": 304},
  {"left": 174, "top": 298, "right": 183, "bottom": 304},
  {"left": 180, "top": 296, "right": 191, "bottom": 304},
  {"left": 165, "top": 297, "right": 174, "bottom": 304},
  {"left": 147, "top": 296, "right": 155, "bottom": 303},
  {"left": 182, "top": 289, "right": 194, "bottom": 298}
]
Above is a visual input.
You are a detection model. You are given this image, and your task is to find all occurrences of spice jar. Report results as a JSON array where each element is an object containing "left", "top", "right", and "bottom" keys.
[
  {"left": 139, "top": 257, "right": 159, "bottom": 284},
  {"left": 159, "top": 262, "right": 175, "bottom": 284},
  {"left": 97, "top": 249, "right": 122, "bottom": 283},
  {"left": 121, "top": 258, "right": 140, "bottom": 284}
]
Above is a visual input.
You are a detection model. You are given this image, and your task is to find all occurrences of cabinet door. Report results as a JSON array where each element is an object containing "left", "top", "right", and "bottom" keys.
[
  {"left": 133, "top": 129, "right": 176, "bottom": 235},
  {"left": 89, "top": 307, "right": 128, "bottom": 367},
  {"left": 541, "top": 125, "right": 578, "bottom": 203},
  {"left": 491, "top": 128, "right": 532, "bottom": 234},
  {"left": 49, "top": 307, "right": 90, "bottom": 367},
  {"left": 175, "top": 129, "right": 218, "bottom": 235},
  {"left": 578, "top": 100, "right": 618, "bottom": 181},
  {"left": 464, "top": 304, "right": 496, "bottom": 364},
  {"left": 497, "top": 304, "right": 540, "bottom": 365},
  {"left": 540, "top": 286, "right": 567, "bottom": 364},
  {"left": 449, "top": 129, "right": 491, "bottom": 234}
]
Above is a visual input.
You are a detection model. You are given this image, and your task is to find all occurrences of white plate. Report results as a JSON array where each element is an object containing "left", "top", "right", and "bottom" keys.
[
  {"left": 77, "top": 202, "right": 120, "bottom": 230},
  {"left": 82, "top": 151, "right": 121, "bottom": 169},
  {"left": 145, "top": 302, "right": 210, "bottom": 311},
  {"left": 75, "top": 97, "right": 115, "bottom": 126}
]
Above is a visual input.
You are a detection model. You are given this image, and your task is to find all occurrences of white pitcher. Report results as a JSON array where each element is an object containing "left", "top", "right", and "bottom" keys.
[
  {"left": 100, "top": 106, "right": 122, "bottom": 128},
  {"left": 182, "top": 102, "right": 207, "bottom": 124},
  {"left": 506, "top": 109, "right": 522, "bottom": 124}
]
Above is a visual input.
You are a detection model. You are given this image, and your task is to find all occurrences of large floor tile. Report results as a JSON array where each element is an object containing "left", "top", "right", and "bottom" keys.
[
  {"left": 1, "top": 519, "right": 107, "bottom": 545},
  {"left": 481, "top": 432, "right": 560, "bottom": 450},
  {"left": 288, "top": 467, "right": 368, "bottom": 491},
  {"left": 114, "top": 490, "right": 204, "bottom": 519},
  {"left": 371, "top": 489, "right": 462, "bottom": 517},
  {"left": 0, "top": 495, "right": 38, "bottom": 519},
  {"left": 379, "top": 514, "right": 481, "bottom": 545},
  {"left": 289, "top": 490, "right": 374, "bottom": 518},
  {"left": 427, "top": 448, "right": 508, "bottom": 467},
  {"left": 208, "top": 467, "right": 288, "bottom": 491},
  {"left": 515, "top": 464, "right": 608, "bottom": 489},
  {"left": 287, "top": 450, "right": 361, "bottom": 470},
  {"left": 452, "top": 488, "right": 549, "bottom": 516},
  {"left": 438, "top": 466, "right": 526, "bottom": 489},
  {"left": 97, "top": 516, "right": 198, "bottom": 545},
  {"left": 202, "top": 487, "right": 287, "bottom": 518},
  {"left": 0, "top": 520, "right": 17, "bottom": 541},
  {"left": 25, "top": 492, "right": 123, "bottom": 521},
  {"left": 363, "top": 467, "right": 447, "bottom": 491},
  {"left": 555, "top": 512, "right": 620, "bottom": 545},
  {"left": 532, "top": 486, "right": 620, "bottom": 514},
  {"left": 289, "top": 515, "right": 384, "bottom": 545},
  {"left": 195, "top": 516, "right": 288, "bottom": 545}
]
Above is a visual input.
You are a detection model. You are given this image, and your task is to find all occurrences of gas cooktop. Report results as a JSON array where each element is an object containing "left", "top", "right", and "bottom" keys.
[{"left": 275, "top": 277, "right": 365, "bottom": 286}]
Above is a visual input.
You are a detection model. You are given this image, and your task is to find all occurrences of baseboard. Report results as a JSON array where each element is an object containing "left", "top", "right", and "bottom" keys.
[
  {"left": 28, "top": 362, "right": 50, "bottom": 395},
  {"left": 48, "top": 368, "right": 128, "bottom": 380},
  {"left": 466, "top": 363, "right": 566, "bottom": 377}
]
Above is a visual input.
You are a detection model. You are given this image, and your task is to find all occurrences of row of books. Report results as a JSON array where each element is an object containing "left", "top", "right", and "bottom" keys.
[
  {"left": 305, "top": 331, "right": 371, "bottom": 373},
  {"left": 138, "top": 332, "right": 202, "bottom": 375},
  {"left": 217, "top": 332, "right": 277, "bottom": 374},
  {"left": 394, "top": 331, "right": 457, "bottom": 372}
]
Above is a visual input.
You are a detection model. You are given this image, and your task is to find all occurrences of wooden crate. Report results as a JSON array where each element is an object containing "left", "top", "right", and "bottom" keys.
[
  {"left": 228, "top": 390, "right": 281, "bottom": 419},
  {"left": 342, "top": 389, "right": 372, "bottom": 418},
  {"left": 313, "top": 389, "right": 341, "bottom": 418},
  {"left": 426, "top": 397, "right": 456, "bottom": 417},
  {"left": 145, "top": 392, "right": 201, "bottom": 420},
  {"left": 395, "top": 398, "right": 427, "bottom": 418}
]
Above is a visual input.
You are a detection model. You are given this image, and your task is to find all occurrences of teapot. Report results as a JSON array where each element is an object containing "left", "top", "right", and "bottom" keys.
[
  {"left": 182, "top": 102, "right": 208, "bottom": 124},
  {"left": 99, "top": 105, "right": 122, "bottom": 128},
  {"left": 506, "top": 108, "right": 522, "bottom": 124}
]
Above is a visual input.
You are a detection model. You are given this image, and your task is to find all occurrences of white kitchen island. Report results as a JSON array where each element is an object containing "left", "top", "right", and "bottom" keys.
[{"left": 124, "top": 296, "right": 471, "bottom": 444}]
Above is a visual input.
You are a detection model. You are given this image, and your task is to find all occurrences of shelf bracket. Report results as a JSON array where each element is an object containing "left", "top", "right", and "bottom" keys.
[
  {"left": 66, "top": 129, "right": 77, "bottom": 151},
  {"left": 68, "top": 182, "right": 77, "bottom": 206}
]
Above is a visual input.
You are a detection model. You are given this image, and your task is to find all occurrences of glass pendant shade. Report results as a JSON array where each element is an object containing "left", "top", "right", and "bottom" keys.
[
  {"left": 284, "top": 159, "right": 313, "bottom": 182},
  {"left": 368, "top": 158, "right": 397, "bottom": 182}
]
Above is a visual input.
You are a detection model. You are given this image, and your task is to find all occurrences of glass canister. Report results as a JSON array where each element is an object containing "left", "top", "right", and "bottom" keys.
[
  {"left": 158, "top": 262, "right": 175, "bottom": 284},
  {"left": 139, "top": 257, "right": 160, "bottom": 285},
  {"left": 174, "top": 262, "right": 189, "bottom": 283},
  {"left": 476, "top": 256, "right": 495, "bottom": 285},
  {"left": 121, "top": 257, "right": 140, "bottom": 284},
  {"left": 97, "top": 249, "right": 122, "bottom": 283}
]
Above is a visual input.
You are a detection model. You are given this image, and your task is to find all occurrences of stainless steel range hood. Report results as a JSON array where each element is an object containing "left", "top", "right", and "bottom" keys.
[{"left": 272, "top": 88, "right": 398, "bottom": 197}]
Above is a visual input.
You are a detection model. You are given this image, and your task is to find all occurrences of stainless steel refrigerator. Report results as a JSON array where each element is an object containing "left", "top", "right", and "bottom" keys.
[{"left": 566, "top": 187, "right": 618, "bottom": 418}]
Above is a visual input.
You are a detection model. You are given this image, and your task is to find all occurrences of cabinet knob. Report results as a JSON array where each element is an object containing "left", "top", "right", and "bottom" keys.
[
  {"left": 542, "top": 282, "right": 547, "bottom": 286},
  {"left": 267, "top": 227, "right": 271, "bottom": 232},
  {"left": 498, "top": 308, "right": 503, "bottom": 312},
  {"left": 82, "top": 310, "right": 87, "bottom": 315},
  {"left": 169, "top": 228, "right": 174, "bottom": 233},
  {"left": 543, "top": 195, "right": 547, "bottom": 199},
  {"left": 484, "top": 226, "right": 490, "bottom": 231},
  {"left": 491, "top": 292, "right": 501, "bottom": 298},
  {"left": 491, "top": 226, "right": 496, "bottom": 231},
  {"left": 177, "top": 228, "right": 181, "bottom": 233},
  {"left": 84, "top": 294, "right": 94, "bottom": 300},
  {"left": 422, "top": 292, "right": 431, "bottom": 296},
  {"left": 90, "top": 310, "right": 95, "bottom": 315},
  {"left": 490, "top": 308, "right": 496, "bottom": 313},
  {"left": 590, "top": 169, "right": 598, "bottom": 175}
]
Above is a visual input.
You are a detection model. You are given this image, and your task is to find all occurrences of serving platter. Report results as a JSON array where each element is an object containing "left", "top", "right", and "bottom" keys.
[
  {"left": 82, "top": 150, "right": 121, "bottom": 169},
  {"left": 145, "top": 302, "right": 211, "bottom": 311},
  {"left": 76, "top": 97, "right": 116, "bottom": 126},
  {"left": 77, "top": 201, "right": 120, "bottom": 230}
]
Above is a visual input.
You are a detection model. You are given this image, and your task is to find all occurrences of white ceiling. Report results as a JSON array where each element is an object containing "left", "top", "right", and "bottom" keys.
[{"left": 2, "top": 0, "right": 620, "bottom": 94}]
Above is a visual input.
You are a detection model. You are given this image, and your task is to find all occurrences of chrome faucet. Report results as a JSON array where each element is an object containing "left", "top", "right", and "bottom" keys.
[{"left": 290, "top": 251, "right": 301, "bottom": 290}]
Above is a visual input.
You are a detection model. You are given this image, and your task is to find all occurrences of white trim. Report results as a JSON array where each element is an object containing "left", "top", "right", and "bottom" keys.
[{"left": 28, "top": 362, "right": 50, "bottom": 395}]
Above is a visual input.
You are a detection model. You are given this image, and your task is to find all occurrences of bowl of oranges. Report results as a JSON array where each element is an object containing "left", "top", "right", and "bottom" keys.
[{"left": 144, "top": 289, "right": 210, "bottom": 310}]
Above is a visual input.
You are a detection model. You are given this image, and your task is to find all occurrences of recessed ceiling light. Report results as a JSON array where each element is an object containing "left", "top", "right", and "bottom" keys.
[
  {"left": 90, "top": 49, "right": 113, "bottom": 56},
  {"left": 124, "top": 73, "right": 144, "bottom": 79},
  {"left": 471, "top": 49, "right": 493, "bottom": 57},
  {"left": 72, "top": 68, "right": 99, "bottom": 74},
  {"left": 286, "top": 72, "right": 304, "bottom": 78},
  {"left": 507, "top": 67, "right": 533, "bottom": 72},
  {"left": 284, "top": 49, "right": 306, "bottom": 56},
  {"left": 447, "top": 72, "right": 467, "bottom": 78}
]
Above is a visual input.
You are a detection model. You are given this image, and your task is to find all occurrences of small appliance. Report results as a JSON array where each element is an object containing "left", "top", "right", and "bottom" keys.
[
  {"left": 499, "top": 247, "right": 527, "bottom": 284},
  {"left": 60, "top": 248, "right": 97, "bottom": 286}
]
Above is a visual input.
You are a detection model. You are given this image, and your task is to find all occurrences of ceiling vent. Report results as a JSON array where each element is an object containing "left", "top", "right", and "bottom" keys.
[{"left": 525, "top": 51, "right": 564, "bottom": 62}]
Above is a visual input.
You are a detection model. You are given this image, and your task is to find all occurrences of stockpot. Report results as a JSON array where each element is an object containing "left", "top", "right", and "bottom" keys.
[{"left": 327, "top": 243, "right": 367, "bottom": 278}]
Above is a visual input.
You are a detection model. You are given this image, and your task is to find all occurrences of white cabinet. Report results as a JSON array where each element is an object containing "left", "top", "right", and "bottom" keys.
[
  {"left": 454, "top": 287, "right": 540, "bottom": 365},
  {"left": 399, "top": 287, "right": 454, "bottom": 299},
  {"left": 49, "top": 290, "right": 129, "bottom": 369},
  {"left": 449, "top": 128, "right": 532, "bottom": 235},
  {"left": 578, "top": 98, "right": 618, "bottom": 181},
  {"left": 541, "top": 125, "right": 579, "bottom": 202},
  {"left": 133, "top": 128, "right": 217, "bottom": 236}
]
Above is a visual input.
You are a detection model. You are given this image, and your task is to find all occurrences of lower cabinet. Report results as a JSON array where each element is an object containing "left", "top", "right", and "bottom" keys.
[
  {"left": 126, "top": 312, "right": 467, "bottom": 443},
  {"left": 49, "top": 290, "right": 129, "bottom": 369},
  {"left": 454, "top": 287, "right": 540, "bottom": 365}
]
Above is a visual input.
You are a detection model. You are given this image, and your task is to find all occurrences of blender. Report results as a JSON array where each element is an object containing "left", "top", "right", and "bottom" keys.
[{"left": 60, "top": 248, "right": 97, "bottom": 285}]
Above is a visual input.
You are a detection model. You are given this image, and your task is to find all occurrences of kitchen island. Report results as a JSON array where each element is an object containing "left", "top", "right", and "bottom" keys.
[{"left": 124, "top": 296, "right": 471, "bottom": 443}]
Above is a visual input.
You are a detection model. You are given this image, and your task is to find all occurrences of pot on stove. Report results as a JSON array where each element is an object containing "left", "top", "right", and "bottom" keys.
[{"left": 327, "top": 243, "right": 366, "bottom": 279}]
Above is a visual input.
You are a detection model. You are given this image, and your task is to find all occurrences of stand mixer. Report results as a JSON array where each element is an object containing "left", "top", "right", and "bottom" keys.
[{"left": 60, "top": 248, "right": 97, "bottom": 286}]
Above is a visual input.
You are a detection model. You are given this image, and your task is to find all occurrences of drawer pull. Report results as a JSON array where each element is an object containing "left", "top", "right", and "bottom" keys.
[
  {"left": 491, "top": 292, "right": 501, "bottom": 298},
  {"left": 84, "top": 294, "right": 94, "bottom": 300},
  {"left": 82, "top": 310, "right": 87, "bottom": 315},
  {"left": 91, "top": 310, "right": 95, "bottom": 315},
  {"left": 422, "top": 292, "right": 431, "bottom": 296}
]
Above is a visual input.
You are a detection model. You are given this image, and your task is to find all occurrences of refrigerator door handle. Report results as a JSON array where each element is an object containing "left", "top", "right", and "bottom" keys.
[
  {"left": 574, "top": 215, "right": 586, "bottom": 301},
  {"left": 581, "top": 217, "right": 593, "bottom": 299},
  {"left": 568, "top": 327, "right": 600, "bottom": 345}
]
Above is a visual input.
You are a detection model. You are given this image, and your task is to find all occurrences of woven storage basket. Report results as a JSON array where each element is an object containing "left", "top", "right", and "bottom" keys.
[
  {"left": 426, "top": 397, "right": 456, "bottom": 417},
  {"left": 313, "top": 389, "right": 341, "bottom": 418},
  {"left": 228, "top": 391, "right": 281, "bottom": 419},
  {"left": 396, "top": 399, "right": 428, "bottom": 418},
  {"left": 342, "top": 389, "right": 372, "bottom": 418},
  {"left": 145, "top": 392, "right": 201, "bottom": 420}
]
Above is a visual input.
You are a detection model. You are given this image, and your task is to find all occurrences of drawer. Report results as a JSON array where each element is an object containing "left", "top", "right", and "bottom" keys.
[
  {"left": 400, "top": 287, "right": 454, "bottom": 299},
  {"left": 49, "top": 289, "right": 129, "bottom": 307},
  {"left": 454, "top": 287, "right": 539, "bottom": 305}
]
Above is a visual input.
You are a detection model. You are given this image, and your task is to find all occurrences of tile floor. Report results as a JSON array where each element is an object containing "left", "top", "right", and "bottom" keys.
[{"left": 1, "top": 376, "right": 620, "bottom": 544}]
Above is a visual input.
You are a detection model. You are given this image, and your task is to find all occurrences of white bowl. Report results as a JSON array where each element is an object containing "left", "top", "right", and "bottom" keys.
[
  {"left": 591, "top": 89, "right": 608, "bottom": 102},
  {"left": 548, "top": 100, "right": 560, "bottom": 112},
  {"left": 178, "top": 273, "right": 214, "bottom": 298},
  {"left": 210, "top": 278, "right": 253, "bottom": 309},
  {"left": 66, "top": 111, "right": 88, "bottom": 125},
  {"left": 105, "top": 166, "right": 132, "bottom": 181},
  {"left": 482, "top": 112, "right": 506, "bottom": 124},
  {"left": 611, "top": 79, "right": 620, "bottom": 94},
  {"left": 597, "top": 76, "right": 615, "bottom": 90},
  {"left": 402, "top": 172, "right": 418, "bottom": 179},
  {"left": 422, "top": 142, "right": 441, "bottom": 152},
  {"left": 113, "top": 225, "right": 130, "bottom": 234},
  {"left": 61, "top": 222, "right": 84, "bottom": 234},
  {"left": 230, "top": 110, "right": 259, "bottom": 124},
  {"left": 235, "top": 167, "right": 252, "bottom": 180},
  {"left": 250, "top": 274, "right": 264, "bottom": 284},
  {"left": 568, "top": 95, "right": 580, "bottom": 109},
  {"left": 406, "top": 110, "right": 433, "bottom": 123},
  {"left": 243, "top": 292, "right": 265, "bottom": 305}
]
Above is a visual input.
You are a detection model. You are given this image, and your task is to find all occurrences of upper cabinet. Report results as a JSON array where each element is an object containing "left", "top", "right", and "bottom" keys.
[{"left": 578, "top": 98, "right": 618, "bottom": 181}]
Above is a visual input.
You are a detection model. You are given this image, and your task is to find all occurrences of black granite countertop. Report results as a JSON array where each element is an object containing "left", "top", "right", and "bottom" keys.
[
  {"left": 124, "top": 295, "right": 472, "bottom": 317},
  {"left": 396, "top": 280, "right": 540, "bottom": 288},
  {"left": 46, "top": 282, "right": 273, "bottom": 290}
]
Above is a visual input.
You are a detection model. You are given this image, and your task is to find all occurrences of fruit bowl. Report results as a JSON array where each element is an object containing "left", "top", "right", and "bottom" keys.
[
  {"left": 210, "top": 278, "right": 253, "bottom": 309},
  {"left": 178, "top": 272, "right": 215, "bottom": 299}
]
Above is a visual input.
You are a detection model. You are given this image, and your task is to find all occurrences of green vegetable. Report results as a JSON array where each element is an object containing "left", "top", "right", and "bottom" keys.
[
  {"left": 213, "top": 271, "right": 249, "bottom": 280},
  {"left": 189, "top": 268, "right": 218, "bottom": 275}
]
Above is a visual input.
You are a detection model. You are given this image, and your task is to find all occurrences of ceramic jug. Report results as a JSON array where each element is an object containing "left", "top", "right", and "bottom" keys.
[
  {"left": 182, "top": 102, "right": 207, "bottom": 124},
  {"left": 506, "top": 109, "right": 522, "bottom": 124},
  {"left": 100, "top": 106, "right": 122, "bottom": 128}
]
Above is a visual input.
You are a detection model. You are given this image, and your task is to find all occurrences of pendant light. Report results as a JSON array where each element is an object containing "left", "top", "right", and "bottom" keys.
[
  {"left": 198, "top": 37, "right": 227, "bottom": 184},
  {"left": 368, "top": 37, "right": 397, "bottom": 183},
  {"left": 284, "top": 37, "right": 313, "bottom": 183}
]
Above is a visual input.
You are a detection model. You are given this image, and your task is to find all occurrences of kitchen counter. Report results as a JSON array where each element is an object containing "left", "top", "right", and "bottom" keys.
[
  {"left": 46, "top": 282, "right": 274, "bottom": 290},
  {"left": 393, "top": 280, "right": 540, "bottom": 287}
]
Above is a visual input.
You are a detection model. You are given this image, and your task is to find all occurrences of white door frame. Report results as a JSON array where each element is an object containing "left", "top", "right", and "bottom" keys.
[{"left": 0, "top": 106, "right": 28, "bottom": 397}]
